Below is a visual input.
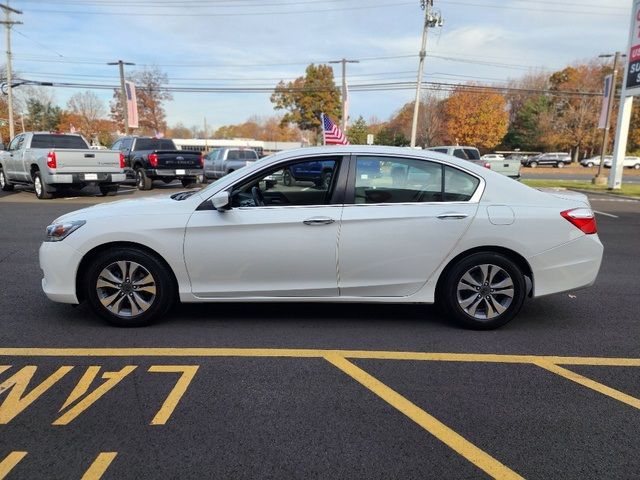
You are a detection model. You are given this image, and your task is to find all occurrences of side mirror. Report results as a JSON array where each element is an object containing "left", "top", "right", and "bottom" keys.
[{"left": 211, "top": 191, "right": 230, "bottom": 212}]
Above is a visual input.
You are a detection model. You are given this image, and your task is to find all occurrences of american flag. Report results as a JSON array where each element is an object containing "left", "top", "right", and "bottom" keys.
[{"left": 321, "top": 113, "right": 349, "bottom": 145}]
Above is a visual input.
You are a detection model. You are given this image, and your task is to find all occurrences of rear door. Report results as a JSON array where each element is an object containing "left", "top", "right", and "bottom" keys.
[{"left": 338, "top": 154, "right": 481, "bottom": 297}]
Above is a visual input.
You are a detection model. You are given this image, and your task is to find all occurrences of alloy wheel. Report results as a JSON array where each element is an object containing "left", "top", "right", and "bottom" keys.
[
  {"left": 96, "top": 261, "right": 157, "bottom": 318},
  {"left": 456, "top": 264, "right": 514, "bottom": 320},
  {"left": 34, "top": 176, "right": 42, "bottom": 196},
  {"left": 0, "top": 171, "right": 5, "bottom": 188}
]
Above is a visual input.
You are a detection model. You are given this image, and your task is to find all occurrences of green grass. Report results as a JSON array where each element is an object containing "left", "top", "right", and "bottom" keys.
[{"left": 522, "top": 179, "right": 640, "bottom": 198}]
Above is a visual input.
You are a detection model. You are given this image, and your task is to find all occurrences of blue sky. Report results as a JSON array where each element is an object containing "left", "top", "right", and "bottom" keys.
[{"left": 7, "top": 0, "right": 632, "bottom": 131}]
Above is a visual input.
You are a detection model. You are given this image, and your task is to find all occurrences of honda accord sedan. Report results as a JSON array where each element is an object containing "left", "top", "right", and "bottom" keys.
[{"left": 39, "top": 146, "right": 603, "bottom": 329}]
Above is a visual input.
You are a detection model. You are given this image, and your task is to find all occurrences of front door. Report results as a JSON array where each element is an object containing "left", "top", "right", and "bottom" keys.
[
  {"left": 338, "top": 155, "right": 481, "bottom": 297},
  {"left": 184, "top": 155, "right": 346, "bottom": 298}
]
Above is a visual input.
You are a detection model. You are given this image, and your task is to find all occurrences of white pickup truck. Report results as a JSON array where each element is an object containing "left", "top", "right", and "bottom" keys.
[{"left": 0, "top": 132, "right": 126, "bottom": 199}]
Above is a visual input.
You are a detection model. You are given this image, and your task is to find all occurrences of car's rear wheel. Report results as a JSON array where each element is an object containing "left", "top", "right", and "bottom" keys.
[
  {"left": 84, "top": 247, "right": 175, "bottom": 327},
  {"left": 136, "top": 168, "right": 153, "bottom": 190},
  {"left": 283, "top": 169, "right": 293, "bottom": 186},
  {"left": 586, "top": 162, "right": 594, "bottom": 168},
  {"left": 0, "top": 168, "right": 14, "bottom": 191},
  {"left": 529, "top": 161, "right": 537, "bottom": 168},
  {"left": 557, "top": 162, "right": 564, "bottom": 168},
  {"left": 34, "top": 171, "right": 53, "bottom": 199},
  {"left": 440, "top": 253, "right": 526, "bottom": 330},
  {"left": 634, "top": 163, "right": 640, "bottom": 170}
]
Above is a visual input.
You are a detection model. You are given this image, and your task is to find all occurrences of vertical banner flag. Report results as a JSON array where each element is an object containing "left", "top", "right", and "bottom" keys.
[
  {"left": 321, "top": 113, "right": 349, "bottom": 145},
  {"left": 598, "top": 74, "right": 613, "bottom": 129},
  {"left": 626, "top": 0, "right": 640, "bottom": 93},
  {"left": 125, "top": 81, "right": 139, "bottom": 129}
]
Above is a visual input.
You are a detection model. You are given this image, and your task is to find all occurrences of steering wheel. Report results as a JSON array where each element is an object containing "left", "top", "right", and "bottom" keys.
[{"left": 251, "top": 186, "right": 266, "bottom": 206}]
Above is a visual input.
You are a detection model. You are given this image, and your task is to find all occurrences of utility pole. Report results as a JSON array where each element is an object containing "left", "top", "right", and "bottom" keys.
[
  {"left": 593, "top": 52, "right": 622, "bottom": 185},
  {"left": 410, "top": 0, "right": 443, "bottom": 148},
  {"left": 107, "top": 60, "right": 135, "bottom": 134},
  {"left": 0, "top": 2, "right": 22, "bottom": 140},
  {"left": 329, "top": 58, "right": 359, "bottom": 131}
]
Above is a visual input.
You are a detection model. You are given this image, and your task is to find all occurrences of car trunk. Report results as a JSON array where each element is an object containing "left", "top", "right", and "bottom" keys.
[
  {"left": 154, "top": 150, "right": 202, "bottom": 169},
  {"left": 53, "top": 149, "right": 121, "bottom": 172}
]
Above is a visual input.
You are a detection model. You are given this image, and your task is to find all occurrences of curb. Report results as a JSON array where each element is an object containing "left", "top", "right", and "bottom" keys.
[{"left": 570, "top": 188, "right": 640, "bottom": 202}]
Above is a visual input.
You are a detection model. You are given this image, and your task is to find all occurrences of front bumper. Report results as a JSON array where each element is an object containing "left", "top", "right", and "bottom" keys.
[
  {"left": 528, "top": 234, "right": 604, "bottom": 297},
  {"left": 39, "top": 241, "right": 82, "bottom": 304},
  {"left": 46, "top": 172, "right": 127, "bottom": 185}
]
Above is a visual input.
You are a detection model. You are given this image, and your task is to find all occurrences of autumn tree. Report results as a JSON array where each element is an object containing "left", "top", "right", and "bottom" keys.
[
  {"left": 110, "top": 66, "right": 173, "bottom": 135},
  {"left": 66, "top": 91, "right": 106, "bottom": 139},
  {"left": 347, "top": 116, "right": 368, "bottom": 144},
  {"left": 166, "top": 122, "right": 191, "bottom": 138},
  {"left": 270, "top": 64, "right": 341, "bottom": 141},
  {"left": 443, "top": 88, "right": 508, "bottom": 149}
]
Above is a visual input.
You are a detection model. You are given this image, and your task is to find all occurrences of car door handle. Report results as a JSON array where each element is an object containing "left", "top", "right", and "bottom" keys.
[
  {"left": 437, "top": 213, "right": 469, "bottom": 220},
  {"left": 303, "top": 217, "right": 335, "bottom": 226}
]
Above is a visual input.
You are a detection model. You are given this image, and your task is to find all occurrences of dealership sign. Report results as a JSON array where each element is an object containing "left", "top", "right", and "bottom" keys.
[{"left": 626, "top": 0, "right": 640, "bottom": 93}]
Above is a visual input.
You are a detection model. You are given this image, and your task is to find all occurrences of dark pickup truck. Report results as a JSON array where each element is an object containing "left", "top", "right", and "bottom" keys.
[{"left": 111, "top": 136, "right": 203, "bottom": 190}]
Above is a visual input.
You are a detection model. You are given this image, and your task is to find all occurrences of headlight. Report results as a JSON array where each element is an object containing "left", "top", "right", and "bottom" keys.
[{"left": 45, "top": 220, "right": 86, "bottom": 242}]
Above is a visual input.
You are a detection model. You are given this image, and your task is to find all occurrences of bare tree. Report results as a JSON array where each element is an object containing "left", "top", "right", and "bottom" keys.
[{"left": 67, "top": 90, "right": 106, "bottom": 137}]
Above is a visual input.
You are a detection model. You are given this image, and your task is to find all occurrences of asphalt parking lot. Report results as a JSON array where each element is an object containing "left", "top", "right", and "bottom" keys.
[{"left": 0, "top": 184, "right": 639, "bottom": 479}]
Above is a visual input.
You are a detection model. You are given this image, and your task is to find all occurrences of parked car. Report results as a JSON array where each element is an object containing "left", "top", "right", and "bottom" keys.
[
  {"left": 111, "top": 136, "right": 203, "bottom": 190},
  {"left": 603, "top": 156, "right": 640, "bottom": 169},
  {"left": 427, "top": 146, "right": 521, "bottom": 179},
  {"left": 39, "top": 145, "right": 603, "bottom": 330},
  {"left": 580, "top": 156, "right": 610, "bottom": 168},
  {"left": 523, "top": 153, "right": 572, "bottom": 168},
  {"left": 0, "top": 132, "right": 125, "bottom": 199},
  {"left": 204, "top": 147, "right": 259, "bottom": 180}
]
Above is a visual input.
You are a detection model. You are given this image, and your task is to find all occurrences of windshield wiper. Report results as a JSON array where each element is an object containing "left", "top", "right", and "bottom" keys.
[{"left": 171, "top": 191, "right": 198, "bottom": 201}]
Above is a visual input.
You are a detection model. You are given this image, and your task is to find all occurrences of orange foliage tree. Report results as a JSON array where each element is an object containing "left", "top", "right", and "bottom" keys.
[{"left": 443, "top": 88, "right": 509, "bottom": 149}]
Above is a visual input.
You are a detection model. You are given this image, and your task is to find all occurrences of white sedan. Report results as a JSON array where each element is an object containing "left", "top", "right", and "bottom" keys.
[{"left": 39, "top": 146, "right": 603, "bottom": 329}]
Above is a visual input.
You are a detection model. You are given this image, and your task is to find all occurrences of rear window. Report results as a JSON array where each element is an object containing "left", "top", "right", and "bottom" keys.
[
  {"left": 430, "top": 148, "right": 447, "bottom": 154},
  {"left": 135, "top": 138, "right": 176, "bottom": 151},
  {"left": 31, "top": 134, "right": 88, "bottom": 149},
  {"left": 241, "top": 149, "right": 258, "bottom": 160}
]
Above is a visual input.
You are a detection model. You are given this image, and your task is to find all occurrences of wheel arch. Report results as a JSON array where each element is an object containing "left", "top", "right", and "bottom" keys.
[
  {"left": 435, "top": 246, "right": 534, "bottom": 302},
  {"left": 75, "top": 241, "right": 179, "bottom": 303}
]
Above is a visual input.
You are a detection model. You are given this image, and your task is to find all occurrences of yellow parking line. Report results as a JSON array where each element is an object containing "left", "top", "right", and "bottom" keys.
[
  {"left": 0, "top": 452, "right": 27, "bottom": 479},
  {"left": 0, "top": 348, "right": 639, "bottom": 367},
  {"left": 325, "top": 355, "right": 523, "bottom": 480},
  {"left": 535, "top": 361, "right": 640, "bottom": 411},
  {"left": 81, "top": 452, "right": 117, "bottom": 480}
]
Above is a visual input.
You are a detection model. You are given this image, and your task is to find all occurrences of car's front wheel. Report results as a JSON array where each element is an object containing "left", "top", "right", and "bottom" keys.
[
  {"left": 556, "top": 162, "right": 564, "bottom": 168},
  {"left": 440, "top": 253, "right": 526, "bottom": 329},
  {"left": 84, "top": 247, "right": 175, "bottom": 327},
  {"left": 0, "top": 168, "right": 14, "bottom": 191},
  {"left": 528, "top": 161, "right": 537, "bottom": 168}
]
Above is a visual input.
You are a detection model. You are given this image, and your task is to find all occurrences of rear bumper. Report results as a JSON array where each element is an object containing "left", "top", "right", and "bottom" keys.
[
  {"left": 150, "top": 169, "right": 203, "bottom": 178},
  {"left": 39, "top": 241, "right": 82, "bottom": 304},
  {"left": 46, "top": 172, "right": 126, "bottom": 185},
  {"left": 528, "top": 234, "right": 603, "bottom": 297}
]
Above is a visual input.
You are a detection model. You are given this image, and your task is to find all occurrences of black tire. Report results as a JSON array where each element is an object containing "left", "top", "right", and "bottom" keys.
[
  {"left": 136, "top": 168, "right": 153, "bottom": 190},
  {"left": 83, "top": 247, "right": 176, "bottom": 327},
  {"left": 283, "top": 169, "right": 293, "bottom": 186},
  {"left": 34, "top": 171, "right": 53, "bottom": 199},
  {"left": 181, "top": 178, "right": 197, "bottom": 188},
  {"left": 439, "top": 252, "right": 526, "bottom": 330},
  {"left": 99, "top": 185, "right": 118, "bottom": 196},
  {"left": 529, "top": 161, "right": 537, "bottom": 168},
  {"left": 0, "top": 168, "right": 14, "bottom": 191}
]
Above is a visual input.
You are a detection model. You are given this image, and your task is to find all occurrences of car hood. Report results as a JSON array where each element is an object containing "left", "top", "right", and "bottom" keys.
[{"left": 52, "top": 192, "right": 200, "bottom": 223}]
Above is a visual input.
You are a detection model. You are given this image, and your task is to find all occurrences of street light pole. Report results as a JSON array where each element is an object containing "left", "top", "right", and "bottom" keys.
[
  {"left": 410, "top": 0, "right": 442, "bottom": 148},
  {"left": 107, "top": 60, "right": 135, "bottom": 135},
  {"left": 0, "top": 2, "right": 22, "bottom": 140},
  {"left": 593, "top": 52, "right": 622, "bottom": 185},
  {"left": 329, "top": 58, "right": 359, "bottom": 131}
]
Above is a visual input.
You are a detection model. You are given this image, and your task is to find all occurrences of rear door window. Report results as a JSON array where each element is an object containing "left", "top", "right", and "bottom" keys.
[{"left": 444, "top": 166, "right": 480, "bottom": 202}]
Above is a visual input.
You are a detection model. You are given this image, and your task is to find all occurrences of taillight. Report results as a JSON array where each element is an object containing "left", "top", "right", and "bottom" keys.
[
  {"left": 200, "top": 153, "right": 205, "bottom": 168},
  {"left": 561, "top": 208, "right": 597, "bottom": 234},
  {"left": 119, "top": 152, "right": 126, "bottom": 169},
  {"left": 484, "top": 162, "right": 491, "bottom": 169},
  {"left": 148, "top": 153, "right": 158, "bottom": 167},
  {"left": 47, "top": 152, "right": 57, "bottom": 169}
]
